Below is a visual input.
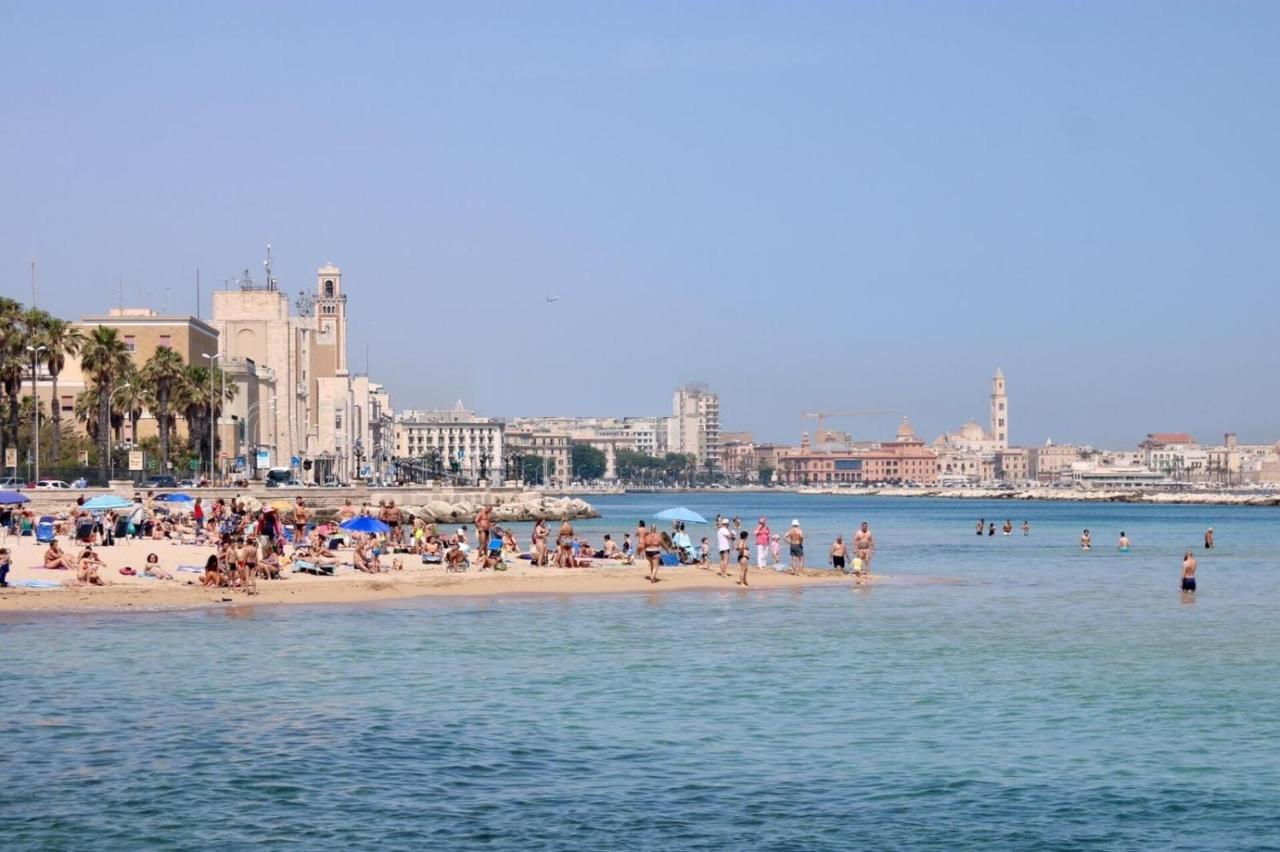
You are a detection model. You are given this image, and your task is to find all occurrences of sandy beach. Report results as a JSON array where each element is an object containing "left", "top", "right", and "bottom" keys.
[{"left": 0, "top": 535, "right": 874, "bottom": 613}]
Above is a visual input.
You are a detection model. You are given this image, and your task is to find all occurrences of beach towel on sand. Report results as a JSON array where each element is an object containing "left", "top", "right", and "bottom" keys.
[{"left": 11, "top": 579, "right": 63, "bottom": 589}]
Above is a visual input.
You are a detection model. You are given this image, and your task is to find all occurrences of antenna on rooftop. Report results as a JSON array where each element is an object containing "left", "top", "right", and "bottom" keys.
[{"left": 264, "top": 243, "right": 278, "bottom": 291}]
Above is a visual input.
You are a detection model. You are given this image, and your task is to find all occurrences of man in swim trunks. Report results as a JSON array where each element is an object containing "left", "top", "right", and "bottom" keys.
[
  {"left": 475, "top": 504, "right": 493, "bottom": 566},
  {"left": 853, "top": 522, "right": 875, "bottom": 575},
  {"left": 1204, "top": 528, "right": 1214, "bottom": 549},
  {"left": 1081, "top": 529, "right": 1091, "bottom": 550},
  {"left": 1181, "top": 549, "right": 1197, "bottom": 592},
  {"left": 785, "top": 520, "right": 804, "bottom": 575},
  {"left": 1119, "top": 531, "right": 1130, "bottom": 553},
  {"left": 643, "top": 527, "right": 663, "bottom": 583},
  {"left": 830, "top": 536, "right": 847, "bottom": 573}
]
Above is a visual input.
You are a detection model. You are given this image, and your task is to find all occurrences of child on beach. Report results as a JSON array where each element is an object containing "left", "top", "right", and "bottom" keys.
[
  {"left": 0, "top": 547, "right": 10, "bottom": 587},
  {"left": 769, "top": 534, "right": 782, "bottom": 570},
  {"left": 699, "top": 537, "right": 710, "bottom": 565}
]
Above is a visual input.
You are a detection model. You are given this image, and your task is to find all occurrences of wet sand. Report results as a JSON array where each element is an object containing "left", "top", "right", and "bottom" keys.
[{"left": 0, "top": 536, "right": 882, "bottom": 613}]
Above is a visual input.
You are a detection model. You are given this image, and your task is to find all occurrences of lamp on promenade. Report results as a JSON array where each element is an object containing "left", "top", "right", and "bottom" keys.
[
  {"left": 202, "top": 353, "right": 222, "bottom": 483},
  {"left": 25, "top": 345, "right": 46, "bottom": 483},
  {"left": 107, "top": 383, "right": 131, "bottom": 481}
]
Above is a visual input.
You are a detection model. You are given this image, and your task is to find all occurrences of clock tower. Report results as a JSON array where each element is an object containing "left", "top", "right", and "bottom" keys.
[{"left": 313, "top": 263, "right": 347, "bottom": 376}]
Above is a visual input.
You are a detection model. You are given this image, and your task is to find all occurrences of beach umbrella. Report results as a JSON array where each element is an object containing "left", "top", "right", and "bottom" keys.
[
  {"left": 239, "top": 496, "right": 262, "bottom": 512},
  {"left": 0, "top": 489, "right": 30, "bottom": 505},
  {"left": 654, "top": 506, "right": 709, "bottom": 525},
  {"left": 269, "top": 499, "right": 292, "bottom": 512},
  {"left": 81, "top": 494, "right": 133, "bottom": 511},
  {"left": 154, "top": 492, "right": 195, "bottom": 503},
  {"left": 340, "top": 516, "right": 391, "bottom": 534}
]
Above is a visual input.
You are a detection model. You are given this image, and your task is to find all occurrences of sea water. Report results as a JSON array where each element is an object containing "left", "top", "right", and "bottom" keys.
[{"left": 3, "top": 494, "right": 1279, "bottom": 849}]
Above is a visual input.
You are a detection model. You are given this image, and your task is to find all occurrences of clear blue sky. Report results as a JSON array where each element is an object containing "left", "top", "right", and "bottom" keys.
[{"left": 3, "top": 1, "right": 1278, "bottom": 448}]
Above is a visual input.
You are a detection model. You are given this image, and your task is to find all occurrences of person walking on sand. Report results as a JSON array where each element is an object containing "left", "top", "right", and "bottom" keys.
[
  {"left": 292, "top": 497, "right": 309, "bottom": 547},
  {"left": 1181, "top": 549, "right": 1198, "bottom": 592},
  {"left": 1204, "top": 528, "right": 1214, "bottom": 549},
  {"left": 475, "top": 505, "right": 493, "bottom": 566},
  {"left": 830, "top": 536, "right": 848, "bottom": 573},
  {"left": 716, "top": 518, "right": 732, "bottom": 578},
  {"left": 643, "top": 526, "right": 663, "bottom": 583},
  {"left": 754, "top": 518, "right": 772, "bottom": 569},
  {"left": 853, "top": 522, "right": 875, "bottom": 575},
  {"left": 786, "top": 520, "right": 805, "bottom": 575},
  {"left": 736, "top": 530, "right": 751, "bottom": 587}
]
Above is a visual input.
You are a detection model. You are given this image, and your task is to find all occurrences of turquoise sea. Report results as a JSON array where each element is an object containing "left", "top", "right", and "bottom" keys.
[{"left": 3, "top": 493, "right": 1280, "bottom": 849}]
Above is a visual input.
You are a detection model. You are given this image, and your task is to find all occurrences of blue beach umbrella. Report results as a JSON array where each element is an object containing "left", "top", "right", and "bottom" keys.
[
  {"left": 340, "top": 516, "right": 391, "bottom": 535},
  {"left": 0, "top": 489, "right": 30, "bottom": 505},
  {"left": 81, "top": 494, "right": 133, "bottom": 511},
  {"left": 654, "top": 506, "right": 709, "bottom": 525},
  {"left": 154, "top": 493, "right": 195, "bottom": 503}
]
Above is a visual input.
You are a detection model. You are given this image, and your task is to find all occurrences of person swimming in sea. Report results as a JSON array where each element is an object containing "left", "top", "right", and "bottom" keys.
[
  {"left": 1181, "top": 549, "right": 1197, "bottom": 592},
  {"left": 976, "top": 519, "right": 985, "bottom": 536},
  {"left": 1118, "top": 532, "right": 1130, "bottom": 553},
  {"left": 988, "top": 522, "right": 996, "bottom": 537},
  {"left": 1204, "top": 528, "right": 1214, "bottom": 549},
  {"left": 1002, "top": 520, "right": 1013, "bottom": 536},
  {"left": 1022, "top": 520, "right": 1030, "bottom": 536},
  {"left": 1081, "top": 529, "right": 1091, "bottom": 550}
]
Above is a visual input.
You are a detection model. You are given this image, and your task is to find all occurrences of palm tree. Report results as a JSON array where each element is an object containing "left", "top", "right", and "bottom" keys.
[
  {"left": 140, "top": 346, "right": 187, "bottom": 473},
  {"left": 79, "top": 326, "right": 131, "bottom": 482},
  {"left": 0, "top": 298, "right": 31, "bottom": 461},
  {"left": 116, "top": 370, "right": 144, "bottom": 448},
  {"left": 178, "top": 364, "right": 236, "bottom": 474},
  {"left": 31, "top": 313, "right": 84, "bottom": 465}
]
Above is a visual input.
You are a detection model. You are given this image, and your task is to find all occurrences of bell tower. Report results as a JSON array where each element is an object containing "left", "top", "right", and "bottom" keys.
[
  {"left": 313, "top": 264, "right": 347, "bottom": 376},
  {"left": 990, "top": 367, "right": 1008, "bottom": 449}
]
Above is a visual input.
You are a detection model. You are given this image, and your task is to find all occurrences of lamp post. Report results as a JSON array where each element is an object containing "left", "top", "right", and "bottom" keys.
[
  {"left": 107, "top": 382, "right": 131, "bottom": 481},
  {"left": 201, "top": 353, "right": 222, "bottom": 484},
  {"left": 25, "top": 345, "right": 46, "bottom": 484},
  {"left": 244, "top": 398, "right": 276, "bottom": 479}
]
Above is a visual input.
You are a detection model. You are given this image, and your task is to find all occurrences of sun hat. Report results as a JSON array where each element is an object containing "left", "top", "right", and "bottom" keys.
[{"left": 791, "top": 519, "right": 800, "bottom": 526}]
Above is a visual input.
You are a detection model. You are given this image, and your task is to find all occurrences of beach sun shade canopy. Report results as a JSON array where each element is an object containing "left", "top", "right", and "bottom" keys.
[
  {"left": 654, "top": 506, "right": 709, "bottom": 525},
  {"left": 0, "top": 489, "right": 31, "bottom": 505},
  {"left": 154, "top": 493, "right": 195, "bottom": 503},
  {"left": 340, "top": 516, "right": 391, "bottom": 534},
  {"left": 81, "top": 494, "right": 134, "bottom": 511}
]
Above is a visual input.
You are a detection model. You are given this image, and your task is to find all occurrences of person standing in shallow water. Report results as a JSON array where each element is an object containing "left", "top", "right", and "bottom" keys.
[
  {"left": 1119, "top": 531, "right": 1131, "bottom": 553},
  {"left": 1205, "top": 528, "right": 1214, "bottom": 549},
  {"left": 1081, "top": 529, "right": 1091, "bottom": 550},
  {"left": 1181, "top": 549, "right": 1197, "bottom": 592},
  {"left": 976, "top": 519, "right": 985, "bottom": 536},
  {"left": 1022, "top": 520, "right": 1030, "bottom": 536}
]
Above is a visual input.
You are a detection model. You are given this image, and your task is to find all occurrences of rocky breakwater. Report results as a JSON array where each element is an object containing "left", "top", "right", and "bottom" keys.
[{"left": 366, "top": 492, "right": 599, "bottom": 524}]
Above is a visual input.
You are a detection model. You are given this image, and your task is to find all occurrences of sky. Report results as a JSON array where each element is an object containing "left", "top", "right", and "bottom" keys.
[{"left": 2, "top": 1, "right": 1278, "bottom": 448}]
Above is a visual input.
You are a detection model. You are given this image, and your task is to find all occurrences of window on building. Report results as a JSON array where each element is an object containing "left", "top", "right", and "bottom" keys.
[
  {"left": 124, "top": 335, "right": 136, "bottom": 352},
  {"left": 159, "top": 334, "right": 172, "bottom": 348},
  {"left": 61, "top": 395, "right": 74, "bottom": 412}
]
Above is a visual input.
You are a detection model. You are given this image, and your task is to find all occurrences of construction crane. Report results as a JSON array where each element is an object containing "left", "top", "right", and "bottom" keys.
[{"left": 801, "top": 411, "right": 894, "bottom": 444}]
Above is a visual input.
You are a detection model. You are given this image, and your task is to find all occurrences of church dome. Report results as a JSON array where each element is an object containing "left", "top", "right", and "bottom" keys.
[
  {"left": 960, "top": 421, "right": 986, "bottom": 442},
  {"left": 896, "top": 417, "right": 917, "bottom": 440}
]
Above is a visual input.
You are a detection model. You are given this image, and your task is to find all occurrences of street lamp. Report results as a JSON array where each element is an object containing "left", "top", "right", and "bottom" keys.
[
  {"left": 244, "top": 398, "right": 276, "bottom": 479},
  {"left": 107, "top": 382, "right": 131, "bottom": 481},
  {"left": 202, "top": 353, "right": 222, "bottom": 483},
  {"left": 25, "top": 345, "right": 46, "bottom": 484}
]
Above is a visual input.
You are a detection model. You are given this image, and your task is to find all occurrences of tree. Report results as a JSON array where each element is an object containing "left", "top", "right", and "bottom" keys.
[
  {"left": 177, "top": 364, "right": 236, "bottom": 473},
  {"left": 758, "top": 465, "right": 775, "bottom": 486},
  {"left": 0, "top": 299, "right": 32, "bottom": 460},
  {"left": 30, "top": 312, "right": 84, "bottom": 465},
  {"left": 572, "top": 443, "right": 606, "bottom": 481},
  {"left": 520, "top": 454, "right": 547, "bottom": 485},
  {"left": 141, "top": 346, "right": 187, "bottom": 471},
  {"left": 79, "top": 326, "right": 131, "bottom": 482}
]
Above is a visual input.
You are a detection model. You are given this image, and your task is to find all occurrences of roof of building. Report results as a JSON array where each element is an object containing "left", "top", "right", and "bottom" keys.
[{"left": 1148, "top": 432, "right": 1196, "bottom": 445}]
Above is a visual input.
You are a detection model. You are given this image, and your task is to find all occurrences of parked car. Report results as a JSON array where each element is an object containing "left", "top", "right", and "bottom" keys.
[
  {"left": 0, "top": 476, "right": 25, "bottom": 489},
  {"left": 142, "top": 475, "right": 179, "bottom": 488},
  {"left": 35, "top": 480, "right": 72, "bottom": 489}
]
